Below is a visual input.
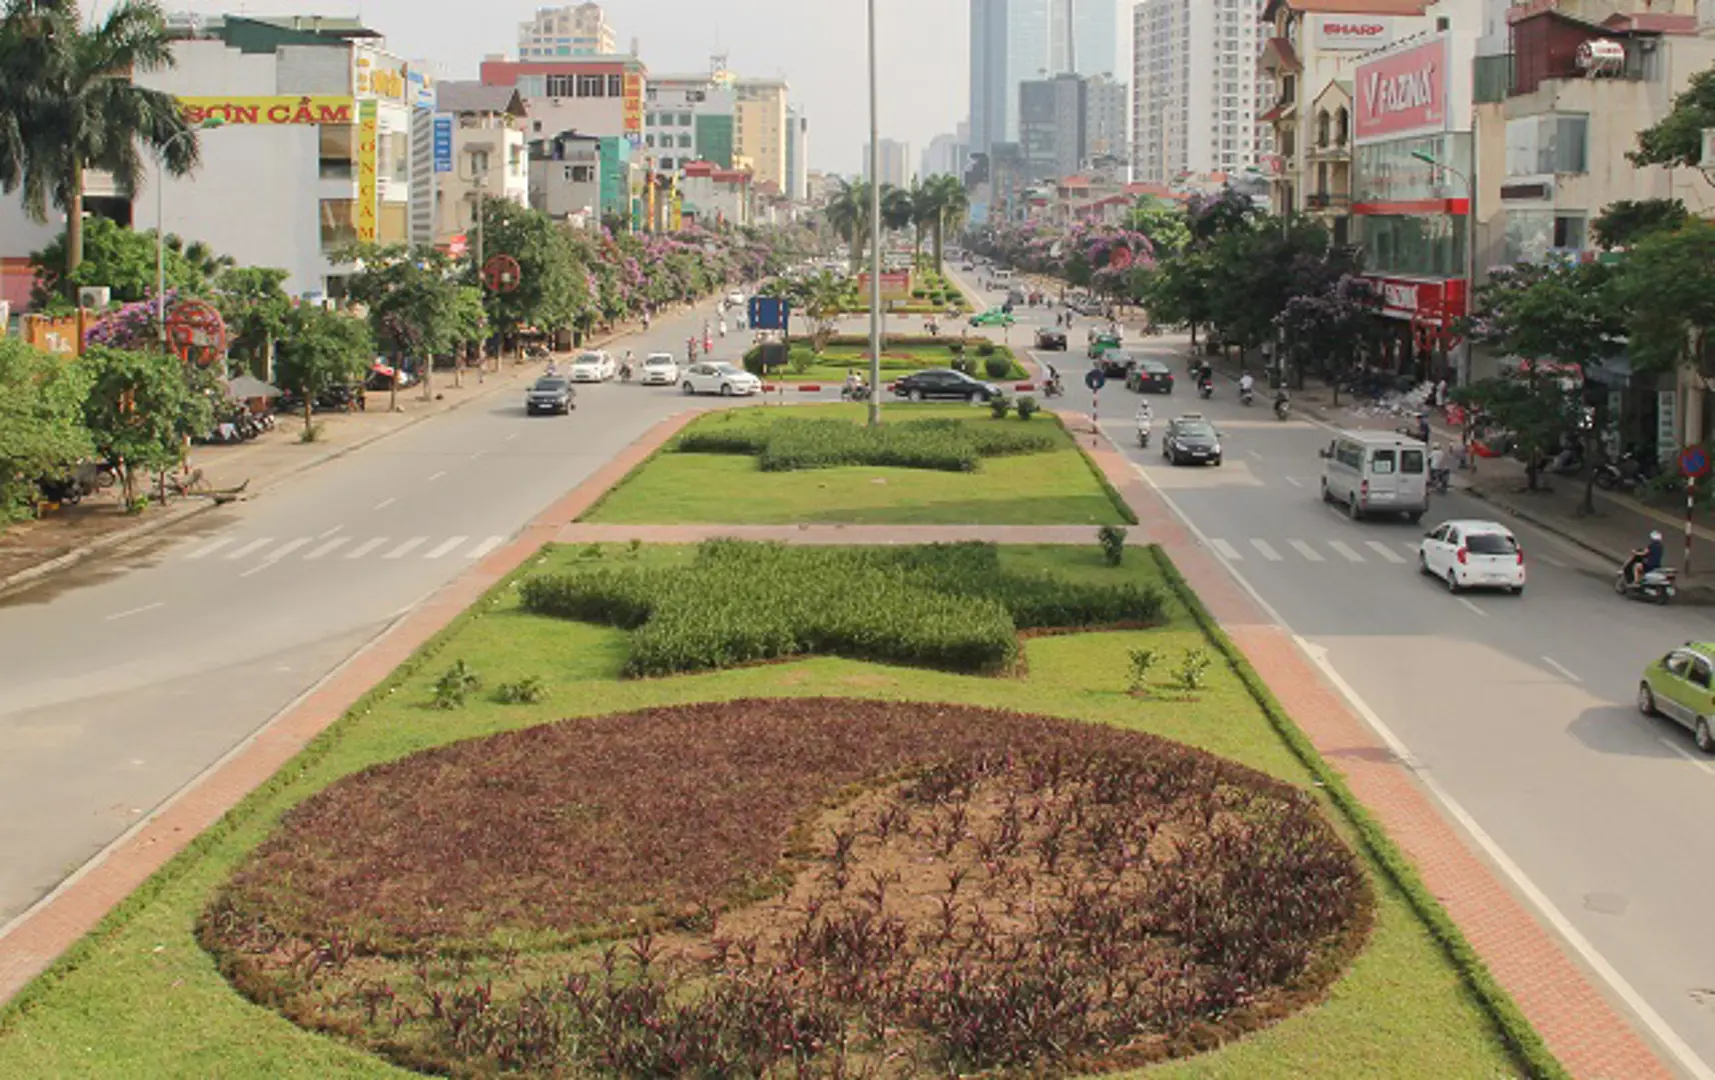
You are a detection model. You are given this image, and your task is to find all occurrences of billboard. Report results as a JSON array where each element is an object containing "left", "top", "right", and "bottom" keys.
[
  {"left": 354, "top": 49, "right": 408, "bottom": 102},
  {"left": 407, "top": 69, "right": 436, "bottom": 111},
  {"left": 432, "top": 116, "right": 454, "bottom": 173},
  {"left": 356, "top": 100, "right": 379, "bottom": 243},
  {"left": 622, "top": 72, "right": 644, "bottom": 135},
  {"left": 1355, "top": 36, "right": 1449, "bottom": 144},
  {"left": 178, "top": 95, "right": 354, "bottom": 126},
  {"left": 857, "top": 271, "right": 913, "bottom": 303},
  {"left": 1309, "top": 15, "right": 1395, "bottom": 51}
]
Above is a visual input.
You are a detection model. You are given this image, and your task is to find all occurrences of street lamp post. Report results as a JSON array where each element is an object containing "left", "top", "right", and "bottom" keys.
[
  {"left": 1410, "top": 149, "right": 1476, "bottom": 388},
  {"left": 156, "top": 117, "right": 224, "bottom": 340},
  {"left": 866, "top": 0, "right": 883, "bottom": 426}
]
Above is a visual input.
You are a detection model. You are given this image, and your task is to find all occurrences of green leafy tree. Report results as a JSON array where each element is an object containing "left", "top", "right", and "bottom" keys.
[
  {"left": 28, "top": 216, "right": 208, "bottom": 308},
  {"left": 920, "top": 173, "right": 969, "bottom": 274},
  {"left": 1452, "top": 365, "right": 1582, "bottom": 493},
  {"left": 881, "top": 183, "right": 915, "bottom": 240},
  {"left": 0, "top": 0, "right": 200, "bottom": 289},
  {"left": 1628, "top": 65, "right": 1715, "bottom": 180},
  {"left": 478, "top": 197, "right": 584, "bottom": 344},
  {"left": 341, "top": 243, "right": 467, "bottom": 408},
  {"left": 1591, "top": 198, "right": 1690, "bottom": 250},
  {"left": 0, "top": 336, "right": 93, "bottom": 519},
  {"left": 77, "top": 344, "right": 214, "bottom": 504},
  {"left": 1203, "top": 216, "right": 1340, "bottom": 356},
  {"left": 825, "top": 177, "right": 875, "bottom": 273},
  {"left": 1275, "top": 274, "right": 1381, "bottom": 398},
  {"left": 1615, "top": 218, "right": 1715, "bottom": 382},
  {"left": 212, "top": 266, "right": 291, "bottom": 379},
  {"left": 274, "top": 305, "right": 372, "bottom": 437},
  {"left": 1128, "top": 198, "right": 1190, "bottom": 257}
]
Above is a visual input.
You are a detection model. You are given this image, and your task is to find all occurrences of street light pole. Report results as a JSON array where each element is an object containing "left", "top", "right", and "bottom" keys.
[
  {"left": 155, "top": 118, "right": 223, "bottom": 341},
  {"left": 866, "top": 0, "right": 883, "bottom": 426}
]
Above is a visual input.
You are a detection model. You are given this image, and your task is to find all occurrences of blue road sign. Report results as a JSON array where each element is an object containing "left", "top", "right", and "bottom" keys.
[
  {"left": 432, "top": 117, "right": 453, "bottom": 174},
  {"left": 1084, "top": 369, "right": 1106, "bottom": 392},
  {"left": 1681, "top": 444, "right": 1710, "bottom": 479},
  {"left": 748, "top": 296, "right": 789, "bottom": 331}
]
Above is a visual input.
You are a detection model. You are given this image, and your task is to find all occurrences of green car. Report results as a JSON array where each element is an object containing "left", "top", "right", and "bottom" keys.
[
  {"left": 1087, "top": 331, "right": 1123, "bottom": 360},
  {"left": 969, "top": 309, "right": 1015, "bottom": 327},
  {"left": 1640, "top": 642, "right": 1715, "bottom": 751}
]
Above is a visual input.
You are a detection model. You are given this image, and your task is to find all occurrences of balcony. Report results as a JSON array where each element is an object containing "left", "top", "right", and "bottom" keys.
[{"left": 1305, "top": 193, "right": 1350, "bottom": 212}]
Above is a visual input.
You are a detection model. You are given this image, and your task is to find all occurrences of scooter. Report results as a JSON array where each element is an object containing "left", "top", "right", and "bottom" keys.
[
  {"left": 1239, "top": 385, "right": 1255, "bottom": 406},
  {"left": 840, "top": 383, "right": 872, "bottom": 403},
  {"left": 1136, "top": 415, "right": 1152, "bottom": 448},
  {"left": 1616, "top": 565, "right": 1677, "bottom": 604},
  {"left": 1197, "top": 380, "right": 1213, "bottom": 401},
  {"left": 1041, "top": 375, "right": 1063, "bottom": 398},
  {"left": 1273, "top": 397, "right": 1291, "bottom": 421}
]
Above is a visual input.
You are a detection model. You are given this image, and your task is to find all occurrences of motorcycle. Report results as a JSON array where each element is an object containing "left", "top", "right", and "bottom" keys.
[
  {"left": 1239, "top": 385, "right": 1255, "bottom": 406},
  {"left": 525, "top": 344, "right": 551, "bottom": 361},
  {"left": 840, "top": 383, "right": 872, "bottom": 403},
  {"left": 1136, "top": 415, "right": 1152, "bottom": 448},
  {"left": 1041, "top": 376, "right": 1063, "bottom": 399},
  {"left": 1595, "top": 454, "right": 1643, "bottom": 492},
  {"left": 1197, "top": 380, "right": 1213, "bottom": 401},
  {"left": 1273, "top": 397, "right": 1291, "bottom": 421},
  {"left": 1616, "top": 564, "right": 1677, "bottom": 604}
]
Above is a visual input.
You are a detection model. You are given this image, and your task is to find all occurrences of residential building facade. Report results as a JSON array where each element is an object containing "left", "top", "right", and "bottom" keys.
[
  {"left": 679, "top": 160, "right": 751, "bottom": 227},
  {"left": 517, "top": 3, "right": 615, "bottom": 60},
  {"left": 1084, "top": 73, "right": 1129, "bottom": 166},
  {"left": 528, "top": 130, "right": 603, "bottom": 227},
  {"left": 480, "top": 55, "right": 647, "bottom": 151},
  {"left": 1131, "top": 0, "right": 1268, "bottom": 184},
  {"left": 430, "top": 82, "right": 529, "bottom": 249},
  {"left": 785, "top": 106, "right": 809, "bottom": 201},
  {"left": 1020, "top": 74, "right": 1088, "bottom": 180},
  {"left": 864, "top": 138, "right": 913, "bottom": 189},
  {"left": 644, "top": 72, "right": 736, "bottom": 173},
  {"left": 734, "top": 78, "right": 789, "bottom": 193},
  {"left": 922, "top": 132, "right": 966, "bottom": 180}
]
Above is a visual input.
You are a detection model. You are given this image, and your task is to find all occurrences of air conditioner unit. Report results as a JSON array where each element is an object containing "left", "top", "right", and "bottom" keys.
[{"left": 78, "top": 286, "right": 110, "bottom": 309}]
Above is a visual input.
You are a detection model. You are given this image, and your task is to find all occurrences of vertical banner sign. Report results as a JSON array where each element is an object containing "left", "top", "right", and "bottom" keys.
[
  {"left": 432, "top": 116, "right": 453, "bottom": 174},
  {"left": 357, "top": 100, "right": 379, "bottom": 242},
  {"left": 622, "top": 72, "right": 644, "bottom": 136}
]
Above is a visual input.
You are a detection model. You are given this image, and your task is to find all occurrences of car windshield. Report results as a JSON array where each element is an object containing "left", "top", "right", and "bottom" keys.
[
  {"left": 712, "top": 363, "right": 744, "bottom": 375},
  {"left": 533, "top": 379, "right": 567, "bottom": 391},
  {"left": 574, "top": 354, "right": 602, "bottom": 365},
  {"left": 1465, "top": 533, "right": 1517, "bottom": 555},
  {"left": 1141, "top": 361, "right": 1169, "bottom": 373},
  {"left": 645, "top": 356, "right": 673, "bottom": 366},
  {"left": 1175, "top": 422, "right": 1215, "bottom": 438}
]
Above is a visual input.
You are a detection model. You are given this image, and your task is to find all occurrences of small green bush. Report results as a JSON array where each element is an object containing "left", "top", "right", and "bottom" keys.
[
  {"left": 975, "top": 340, "right": 996, "bottom": 357},
  {"left": 495, "top": 676, "right": 549, "bottom": 704},
  {"left": 988, "top": 394, "right": 1012, "bottom": 420},
  {"left": 947, "top": 340, "right": 966, "bottom": 356},
  {"left": 983, "top": 354, "right": 1012, "bottom": 379},
  {"left": 1176, "top": 648, "right": 1212, "bottom": 692},
  {"left": 789, "top": 351, "right": 814, "bottom": 375},
  {"left": 431, "top": 660, "right": 481, "bottom": 710},
  {"left": 1127, "top": 647, "right": 1159, "bottom": 693},
  {"left": 952, "top": 355, "right": 977, "bottom": 376},
  {"left": 1098, "top": 524, "right": 1128, "bottom": 566},
  {"left": 1016, "top": 395, "right": 1039, "bottom": 420}
]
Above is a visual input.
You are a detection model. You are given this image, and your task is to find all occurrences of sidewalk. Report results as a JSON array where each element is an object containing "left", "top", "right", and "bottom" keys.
[{"left": 0, "top": 316, "right": 659, "bottom": 597}]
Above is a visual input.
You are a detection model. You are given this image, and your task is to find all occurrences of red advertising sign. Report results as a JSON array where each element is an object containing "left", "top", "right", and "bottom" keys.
[
  {"left": 1355, "top": 36, "right": 1449, "bottom": 144},
  {"left": 1367, "top": 275, "right": 1466, "bottom": 324}
]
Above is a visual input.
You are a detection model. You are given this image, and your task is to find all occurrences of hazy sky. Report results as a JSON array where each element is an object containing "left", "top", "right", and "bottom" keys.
[{"left": 95, "top": 0, "right": 1070, "bottom": 176}]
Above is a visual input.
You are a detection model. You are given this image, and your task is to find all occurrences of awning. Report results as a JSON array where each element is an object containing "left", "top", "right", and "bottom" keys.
[{"left": 225, "top": 374, "right": 280, "bottom": 399}]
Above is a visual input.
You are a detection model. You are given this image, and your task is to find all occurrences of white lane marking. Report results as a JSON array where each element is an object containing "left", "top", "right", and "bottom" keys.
[
  {"left": 1659, "top": 738, "right": 1715, "bottom": 778},
  {"left": 1129, "top": 457, "right": 1715, "bottom": 1080},
  {"left": 426, "top": 471, "right": 447, "bottom": 482},
  {"left": 1365, "top": 541, "right": 1407, "bottom": 565},
  {"left": 316, "top": 526, "right": 340, "bottom": 540},
  {"left": 1250, "top": 538, "right": 1284, "bottom": 562},
  {"left": 238, "top": 561, "right": 276, "bottom": 579},
  {"left": 263, "top": 538, "right": 314, "bottom": 562},
  {"left": 1327, "top": 540, "right": 1366, "bottom": 563},
  {"left": 105, "top": 602, "right": 163, "bottom": 622},
  {"left": 1287, "top": 539, "right": 1324, "bottom": 562},
  {"left": 224, "top": 538, "right": 274, "bottom": 561},
  {"left": 304, "top": 537, "right": 352, "bottom": 561},
  {"left": 1456, "top": 596, "right": 1488, "bottom": 618},
  {"left": 184, "top": 537, "right": 233, "bottom": 560},
  {"left": 470, "top": 451, "right": 485, "bottom": 460},
  {"left": 505, "top": 433, "right": 519, "bottom": 442},
  {"left": 1542, "top": 656, "right": 1582, "bottom": 683},
  {"left": 1536, "top": 552, "right": 1568, "bottom": 569},
  {"left": 1247, "top": 449, "right": 1264, "bottom": 461},
  {"left": 466, "top": 536, "right": 505, "bottom": 559},
  {"left": 346, "top": 538, "right": 389, "bottom": 559},
  {"left": 373, "top": 497, "right": 396, "bottom": 511},
  {"left": 1210, "top": 538, "right": 1244, "bottom": 560},
  {"left": 424, "top": 536, "right": 468, "bottom": 560},
  {"left": 1284, "top": 476, "right": 1303, "bottom": 488},
  {"left": 384, "top": 537, "right": 427, "bottom": 560}
]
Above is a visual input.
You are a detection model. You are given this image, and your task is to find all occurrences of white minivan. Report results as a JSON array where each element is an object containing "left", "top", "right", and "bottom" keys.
[{"left": 1319, "top": 431, "right": 1431, "bottom": 522}]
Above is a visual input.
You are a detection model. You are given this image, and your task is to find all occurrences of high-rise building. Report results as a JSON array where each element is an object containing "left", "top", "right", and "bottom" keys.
[
  {"left": 1084, "top": 73, "right": 1128, "bottom": 165},
  {"left": 863, "top": 139, "right": 912, "bottom": 189},
  {"left": 1007, "top": 0, "right": 1053, "bottom": 138},
  {"left": 921, "top": 133, "right": 965, "bottom": 181},
  {"left": 643, "top": 70, "right": 736, "bottom": 174},
  {"left": 784, "top": 106, "right": 809, "bottom": 201},
  {"left": 1019, "top": 74, "right": 1086, "bottom": 181},
  {"left": 969, "top": 0, "right": 1009, "bottom": 162},
  {"left": 1049, "top": 0, "right": 1118, "bottom": 77},
  {"left": 518, "top": 3, "right": 615, "bottom": 60},
  {"left": 1131, "top": 0, "right": 1264, "bottom": 184},
  {"left": 733, "top": 77, "right": 789, "bottom": 194}
]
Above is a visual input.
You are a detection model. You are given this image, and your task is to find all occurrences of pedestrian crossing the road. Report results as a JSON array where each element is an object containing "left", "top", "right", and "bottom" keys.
[
  {"left": 1207, "top": 537, "right": 1421, "bottom": 566},
  {"left": 180, "top": 533, "right": 507, "bottom": 567}
]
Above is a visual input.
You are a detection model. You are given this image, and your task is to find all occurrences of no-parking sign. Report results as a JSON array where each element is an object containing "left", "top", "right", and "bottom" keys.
[
  {"left": 1680, "top": 444, "right": 1710, "bottom": 480},
  {"left": 1084, "top": 369, "right": 1106, "bottom": 392}
]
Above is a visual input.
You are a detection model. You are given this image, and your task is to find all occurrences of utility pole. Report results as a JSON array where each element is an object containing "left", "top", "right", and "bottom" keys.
[{"left": 866, "top": 0, "right": 883, "bottom": 426}]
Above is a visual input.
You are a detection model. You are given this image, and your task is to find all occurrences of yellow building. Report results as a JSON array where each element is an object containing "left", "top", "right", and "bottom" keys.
[{"left": 733, "top": 77, "right": 788, "bottom": 194}]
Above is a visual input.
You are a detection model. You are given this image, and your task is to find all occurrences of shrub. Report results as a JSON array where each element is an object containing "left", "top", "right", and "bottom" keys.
[
  {"left": 1016, "top": 395, "right": 1039, "bottom": 420},
  {"left": 1098, "top": 524, "right": 1128, "bottom": 566},
  {"left": 1127, "top": 647, "right": 1159, "bottom": 692},
  {"left": 495, "top": 676, "right": 549, "bottom": 704},
  {"left": 951, "top": 355, "right": 977, "bottom": 376},
  {"left": 988, "top": 393, "right": 1011, "bottom": 420},
  {"left": 975, "top": 340, "right": 996, "bottom": 357},
  {"left": 431, "top": 660, "right": 481, "bottom": 710},
  {"left": 667, "top": 416, "right": 1056, "bottom": 474},
  {"left": 789, "top": 350, "right": 814, "bottom": 375},
  {"left": 947, "top": 340, "right": 965, "bottom": 356},
  {"left": 1176, "top": 648, "right": 1212, "bottom": 692},
  {"left": 983, "top": 354, "right": 1012, "bottom": 379},
  {"left": 912, "top": 288, "right": 928, "bottom": 299}
]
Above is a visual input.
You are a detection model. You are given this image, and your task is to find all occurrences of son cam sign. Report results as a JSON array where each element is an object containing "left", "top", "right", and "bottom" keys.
[
  {"left": 1355, "top": 37, "right": 1449, "bottom": 143},
  {"left": 1310, "top": 16, "right": 1394, "bottom": 51}
]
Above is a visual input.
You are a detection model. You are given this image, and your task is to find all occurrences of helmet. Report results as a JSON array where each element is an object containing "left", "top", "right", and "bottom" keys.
[{"left": 1651, "top": 531, "right": 1663, "bottom": 541}]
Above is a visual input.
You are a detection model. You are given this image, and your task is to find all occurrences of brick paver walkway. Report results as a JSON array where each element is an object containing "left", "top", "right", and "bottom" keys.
[{"left": 0, "top": 403, "right": 1678, "bottom": 1079}]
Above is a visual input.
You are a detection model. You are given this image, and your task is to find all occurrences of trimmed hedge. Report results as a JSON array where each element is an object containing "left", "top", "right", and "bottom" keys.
[
  {"left": 520, "top": 540, "right": 1168, "bottom": 677},
  {"left": 1145, "top": 546, "right": 1571, "bottom": 1080},
  {"left": 674, "top": 417, "right": 1056, "bottom": 474}
]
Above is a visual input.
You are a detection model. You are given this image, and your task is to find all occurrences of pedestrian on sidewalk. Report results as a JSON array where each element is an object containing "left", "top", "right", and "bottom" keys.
[{"left": 1429, "top": 443, "right": 1450, "bottom": 493}]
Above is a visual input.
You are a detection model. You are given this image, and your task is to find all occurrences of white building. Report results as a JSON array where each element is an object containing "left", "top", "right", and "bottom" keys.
[
  {"left": 1085, "top": 73, "right": 1129, "bottom": 165},
  {"left": 518, "top": 3, "right": 615, "bottom": 60},
  {"left": 680, "top": 160, "right": 751, "bottom": 227},
  {"left": 645, "top": 71, "right": 737, "bottom": 174},
  {"left": 863, "top": 138, "right": 912, "bottom": 189},
  {"left": 431, "top": 82, "right": 529, "bottom": 249},
  {"left": 784, "top": 106, "right": 809, "bottom": 202},
  {"left": 529, "top": 130, "right": 603, "bottom": 227},
  {"left": 1131, "top": 0, "right": 1267, "bottom": 184},
  {"left": 921, "top": 132, "right": 965, "bottom": 181}
]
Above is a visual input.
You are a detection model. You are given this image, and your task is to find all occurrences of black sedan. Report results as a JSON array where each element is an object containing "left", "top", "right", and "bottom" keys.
[
  {"left": 1035, "top": 328, "right": 1067, "bottom": 351},
  {"left": 1162, "top": 415, "right": 1223, "bottom": 466},
  {"left": 525, "top": 376, "right": 576, "bottom": 415},
  {"left": 1125, "top": 358, "right": 1175, "bottom": 394},
  {"left": 893, "top": 368, "right": 1002, "bottom": 403}
]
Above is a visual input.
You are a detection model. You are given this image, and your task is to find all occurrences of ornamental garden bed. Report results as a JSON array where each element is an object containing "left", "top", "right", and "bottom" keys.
[
  {"left": 743, "top": 337, "right": 1026, "bottom": 383},
  {"left": 581, "top": 405, "right": 1129, "bottom": 526},
  {"left": 0, "top": 543, "right": 1528, "bottom": 1078}
]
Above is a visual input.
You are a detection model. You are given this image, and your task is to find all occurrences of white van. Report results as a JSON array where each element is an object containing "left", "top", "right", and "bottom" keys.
[
  {"left": 991, "top": 268, "right": 1015, "bottom": 282},
  {"left": 1319, "top": 431, "right": 1431, "bottom": 522}
]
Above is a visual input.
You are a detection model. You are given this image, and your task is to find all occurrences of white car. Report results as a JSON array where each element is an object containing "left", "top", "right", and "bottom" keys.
[
  {"left": 1419, "top": 519, "right": 1525, "bottom": 595},
  {"left": 726, "top": 291, "right": 746, "bottom": 308},
  {"left": 681, "top": 361, "right": 761, "bottom": 397},
  {"left": 567, "top": 351, "right": 615, "bottom": 383},
  {"left": 639, "top": 353, "right": 679, "bottom": 386}
]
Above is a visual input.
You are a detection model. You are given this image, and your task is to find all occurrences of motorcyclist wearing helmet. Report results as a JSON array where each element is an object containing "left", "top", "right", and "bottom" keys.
[{"left": 1628, "top": 530, "right": 1665, "bottom": 585}]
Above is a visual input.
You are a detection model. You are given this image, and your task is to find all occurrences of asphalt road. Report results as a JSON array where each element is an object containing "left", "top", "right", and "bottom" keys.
[
  {"left": 0, "top": 301, "right": 773, "bottom": 928},
  {"left": 948, "top": 266, "right": 1715, "bottom": 1077}
]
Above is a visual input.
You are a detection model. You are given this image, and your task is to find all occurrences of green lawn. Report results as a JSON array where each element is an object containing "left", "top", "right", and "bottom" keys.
[
  {"left": 583, "top": 404, "right": 1128, "bottom": 525},
  {"left": 0, "top": 544, "right": 1523, "bottom": 1078}
]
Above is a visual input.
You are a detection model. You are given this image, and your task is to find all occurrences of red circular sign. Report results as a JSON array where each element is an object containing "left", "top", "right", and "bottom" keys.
[
  {"left": 1109, "top": 244, "right": 1133, "bottom": 271},
  {"left": 1680, "top": 444, "right": 1711, "bottom": 480},
  {"left": 482, "top": 254, "right": 522, "bottom": 293},
  {"left": 164, "top": 299, "right": 227, "bottom": 368}
]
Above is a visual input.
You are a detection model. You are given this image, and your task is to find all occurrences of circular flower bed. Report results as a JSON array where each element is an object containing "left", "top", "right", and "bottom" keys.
[{"left": 202, "top": 699, "right": 1371, "bottom": 1077}]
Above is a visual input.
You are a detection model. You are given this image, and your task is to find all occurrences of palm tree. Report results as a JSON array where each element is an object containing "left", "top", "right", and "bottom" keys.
[
  {"left": 881, "top": 183, "right": 915, "bottom": 239},
  {"left": 921, "top": 174, "right": 970, "bottom": 274},
  {"left": 824, "top": 176, "right": 874, "bottom": 274},
  {"left": 0, "top": 0, "right": 199, "bottom": 290}
]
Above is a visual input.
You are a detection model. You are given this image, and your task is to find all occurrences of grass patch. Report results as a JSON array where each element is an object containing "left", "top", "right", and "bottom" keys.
[
  {"left": 585, "top": 404, "right": 1131, "bottom": 526},
  {"left": 519, "top": 539, "right": 1168, "bottom": 676},
  {"left": 0, "top": 543, "right": 1532, "bottom": 1079}
]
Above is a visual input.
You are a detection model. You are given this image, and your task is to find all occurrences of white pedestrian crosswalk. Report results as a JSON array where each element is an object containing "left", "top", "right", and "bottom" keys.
[
  {"left": 178, "top": 533, "right": 506, "bottom": 567},
  {"left": 1208, "top": 536, "right": 1421, "bottom": 566}
]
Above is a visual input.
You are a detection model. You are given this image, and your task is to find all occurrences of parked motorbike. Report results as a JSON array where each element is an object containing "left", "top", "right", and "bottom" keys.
[
  {"left": 1616, "top": 565, "right": 1677, "bottom": 604},
  {"left": 1595, "top": 454, "right": 1643, "bottom": 492},
  {"left": 525, "top": 344, "right": 551, "bottom": 361}
]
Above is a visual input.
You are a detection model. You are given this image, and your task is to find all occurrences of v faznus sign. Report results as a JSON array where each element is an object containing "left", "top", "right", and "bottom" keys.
[{"left": 1355, "top": 36, "right": 1449, "bottom": 144}]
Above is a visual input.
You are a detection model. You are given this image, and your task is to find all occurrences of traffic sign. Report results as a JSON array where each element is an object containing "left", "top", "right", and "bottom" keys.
[
  {"left": 482, "top": 254, "right": 521, "bottom": 293},
  {"left": 1084, "top": 368, "right": 1106, "bottom": 392},
  {"left": 1680, "top": 444, "right": 1710, "bottom": 480},
  {"left": 748, "top": 296, "right": 789, "bottom": 330}
]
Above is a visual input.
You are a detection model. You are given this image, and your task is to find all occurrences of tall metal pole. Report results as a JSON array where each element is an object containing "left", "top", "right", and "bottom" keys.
[
  {"left": 866, "top": 0, "right": 883, "bottom": 426},
  {"left": 1461, "top": 169, "right": 1476, "bottom": 388}
]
